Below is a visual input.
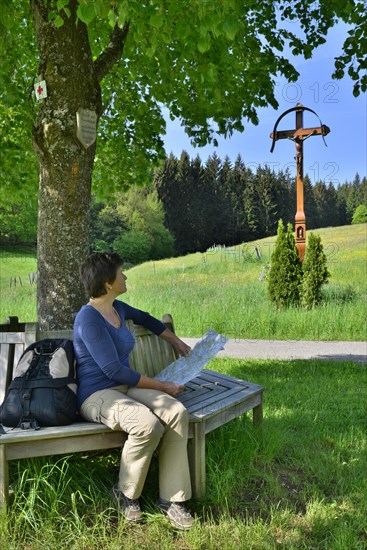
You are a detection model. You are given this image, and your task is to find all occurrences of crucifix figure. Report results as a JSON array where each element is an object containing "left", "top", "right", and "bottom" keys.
[{"left": 270, "top": 103, "right": 330, "bottom": 260}]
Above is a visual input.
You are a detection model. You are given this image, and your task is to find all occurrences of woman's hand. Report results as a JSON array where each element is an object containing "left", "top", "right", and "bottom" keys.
[
  {"left": 161, "top": 381, "right": 186, "bottom": 397},
  {"left": 136, "top": 375, "right": 185, "bottom": 396},
  {"left": 174, "top": 339, "right": 191, "bottom": 357},
  {"left": 159, "top": 328, "right": 191, "bottom": 357}
]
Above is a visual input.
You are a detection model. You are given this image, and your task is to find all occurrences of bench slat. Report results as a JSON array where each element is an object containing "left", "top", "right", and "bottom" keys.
[
  {"left": 0, "top": 422, "right": 115, "bottom": 442},
  {"left": 5, "top": 432, "right": 127, "bottom": 461},
  {"left": 202, "top": 393, "right": 263, "bottom": 435},
  {"left": 182, "top": 387, "right": 262, "bottom": 420},
  {"left": 0, "top": 344, "right": 11, "bottom": 404},
  {"left": 0, "top": 332, "right": 26, "bottom": 344}
]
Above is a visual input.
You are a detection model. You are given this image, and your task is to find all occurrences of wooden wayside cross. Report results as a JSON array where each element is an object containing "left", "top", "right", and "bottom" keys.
[{"left": 270, "top": 103, "right": 330, "bottom": 260}]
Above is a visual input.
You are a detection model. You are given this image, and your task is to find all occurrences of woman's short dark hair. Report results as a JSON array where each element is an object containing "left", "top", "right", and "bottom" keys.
[{"left": 80, "top": 252, "right": 123, "bottom": 298}]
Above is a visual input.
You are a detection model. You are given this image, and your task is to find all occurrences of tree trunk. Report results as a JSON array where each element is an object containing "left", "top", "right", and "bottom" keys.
[{"left": 31, "top": 1, "right": 102, "bottom": 330}]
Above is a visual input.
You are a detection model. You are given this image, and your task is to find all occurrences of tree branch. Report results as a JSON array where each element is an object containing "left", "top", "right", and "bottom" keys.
[
  {"left": 94, "top": 20, "right": 130, "bottom": 82},
  {"left": 30, "top": 0, "right": 49, "bottom": 22}
]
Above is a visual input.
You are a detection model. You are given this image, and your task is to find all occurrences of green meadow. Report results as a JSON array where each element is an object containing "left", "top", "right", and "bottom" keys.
[
  {"left": 1, "top": 357, "right": 366, "bottom": 549},
  {"left": 1, "top": 226, "right": 366, "bottom": 548},
  {"left": 1, "top": 224, "right": 366, "bottom": 340}
]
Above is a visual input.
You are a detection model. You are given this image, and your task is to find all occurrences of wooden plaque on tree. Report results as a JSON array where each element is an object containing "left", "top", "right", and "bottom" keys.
[{"left": 76, "top": 108, "right": 97, "bottom": 148}]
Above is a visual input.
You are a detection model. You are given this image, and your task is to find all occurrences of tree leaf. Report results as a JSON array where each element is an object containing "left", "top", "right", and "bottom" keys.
[
  {"left": 56, "top": 0, "right": 70, "bottom": 10},
  {"left": 197, "top": 35, "right": 211, "bottom": 53},
  {"left": 54, "top": 14, "right": 64, "bottom": 28},
  {"left": 222, "top": 16, "right": 239, "bottom": 41},
  {"left": 0, "top": 3, "right": 16, "bottom": 30},
  {"left": 94, "top": 0, "right": 110, "bottom": 19},
  {"left": 352, "top": 84, "right": 360, "bottom": 97},
  {"left": 76, "top": 3, "right": 96, "bottom": 25},
  {"left": 150, "top": 13, "right": 164, "bottom": 28},
  {"left": 108, "top": 9, "right": 117, "bottom": 27}
]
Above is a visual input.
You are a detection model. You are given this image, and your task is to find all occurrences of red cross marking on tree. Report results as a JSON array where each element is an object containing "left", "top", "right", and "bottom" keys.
[{"left": 37, "top": 85, "right": 43, "bottom": 95}]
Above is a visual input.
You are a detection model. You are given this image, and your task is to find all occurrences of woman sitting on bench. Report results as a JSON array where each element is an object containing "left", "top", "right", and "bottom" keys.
[{"left": 73, "top": 252, "right": 194, "bottom": 530}]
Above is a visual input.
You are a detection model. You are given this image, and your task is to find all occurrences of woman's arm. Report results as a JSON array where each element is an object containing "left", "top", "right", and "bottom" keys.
[
  {"left": 119, "top": 302, "right": 191, "bottom": 356},
  {"left": 159, "top": 328, "right": 191, "bottom": 357},
  {"left": 136, "top": 375, "right": 185, "bottom": 397},
  {"left": 119, "top": 302, "right": 166, "bottom": 335}
]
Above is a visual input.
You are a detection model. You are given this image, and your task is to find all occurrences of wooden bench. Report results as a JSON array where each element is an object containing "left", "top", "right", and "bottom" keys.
[{"left": 0, "top": 315, "right": 264, "bottom": 509}]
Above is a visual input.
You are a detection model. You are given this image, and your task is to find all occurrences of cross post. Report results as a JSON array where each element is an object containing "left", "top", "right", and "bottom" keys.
[{"left": 270, "top": 103, "right": 330, "bottom": 260}]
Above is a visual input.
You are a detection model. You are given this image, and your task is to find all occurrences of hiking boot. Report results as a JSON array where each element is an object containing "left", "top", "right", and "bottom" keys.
[
  {"left": 109, "top": 484, "right": 142, "bottom": 523},
  {"left": 157, "top": 499, "right": 194, "bottom": 530}
]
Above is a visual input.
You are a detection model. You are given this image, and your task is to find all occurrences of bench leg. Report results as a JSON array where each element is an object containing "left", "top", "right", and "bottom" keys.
[
  {"left": 187, "top": 423, "right": 205, "bottom": 499},
  {"left": 253, "top": 402, "right": 263, "bottom": 427},
  {"left": 0, "top": 444, "right": 9, "bottom": 509},
  {"left": 253, "top": 401, "right": 263, "bottom": 448}
]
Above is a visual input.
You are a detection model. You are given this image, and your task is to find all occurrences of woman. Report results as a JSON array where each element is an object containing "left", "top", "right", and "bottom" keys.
[{"left": 73, "top": 252, "right": 194, "bottom": 530}]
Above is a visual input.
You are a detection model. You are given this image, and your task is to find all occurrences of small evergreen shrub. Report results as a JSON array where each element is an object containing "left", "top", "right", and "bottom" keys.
[
  {"left": 300, "top": 232, "right": 330, "bottom": 308},
  {"left": 267, "top": 220, "right": 303, "bottom": 307}
]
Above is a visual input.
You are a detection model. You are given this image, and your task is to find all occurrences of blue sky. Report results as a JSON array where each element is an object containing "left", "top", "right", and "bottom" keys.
[{"left": 162, "top": 22, "right": 366, "bottom": 185}]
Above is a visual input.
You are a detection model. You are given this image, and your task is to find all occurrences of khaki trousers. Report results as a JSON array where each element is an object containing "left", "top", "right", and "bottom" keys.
[{"left": 80, "top": 385, "right": 192, "bottom": 502}]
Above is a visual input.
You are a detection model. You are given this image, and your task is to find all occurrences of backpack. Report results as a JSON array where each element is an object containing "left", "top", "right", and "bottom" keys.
[{"left": 0, "top": 338, "right": 78, "bottom": 431}]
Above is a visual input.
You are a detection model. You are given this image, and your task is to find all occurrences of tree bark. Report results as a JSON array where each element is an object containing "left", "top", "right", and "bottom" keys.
[
  {"left": 30, "top": 1, "right": 128, "bottom": 330},
  {"left": 31, "top": 0, "right": 100, "bottom": 330}
]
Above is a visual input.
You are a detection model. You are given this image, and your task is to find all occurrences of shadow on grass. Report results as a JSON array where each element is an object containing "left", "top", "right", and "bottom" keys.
[{"left": 200, "top": 359, "right": 367, "bottom": 524}]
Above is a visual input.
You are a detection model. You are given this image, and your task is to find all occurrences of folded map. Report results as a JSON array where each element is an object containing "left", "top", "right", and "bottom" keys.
[{"left": 155, "top": 329, "right": 228, "bottom": 384}]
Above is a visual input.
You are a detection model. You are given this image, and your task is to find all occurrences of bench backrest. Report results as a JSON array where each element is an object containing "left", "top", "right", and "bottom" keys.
[{"left": 0, "top": 315, "right": 179, "bottom": 404}]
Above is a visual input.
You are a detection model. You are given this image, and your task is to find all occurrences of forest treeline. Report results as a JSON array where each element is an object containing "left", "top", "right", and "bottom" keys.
[
  {"left": 154, "top": 152, "right": 366, "bottom": 255},
  {"left": 1, "top": 151, "right": 366, "bottom": 264}
]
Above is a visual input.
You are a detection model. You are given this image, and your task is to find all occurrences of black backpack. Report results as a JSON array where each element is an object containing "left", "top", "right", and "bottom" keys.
[{"left": 0, "top": 338, "right": 78, "bottom": 431}]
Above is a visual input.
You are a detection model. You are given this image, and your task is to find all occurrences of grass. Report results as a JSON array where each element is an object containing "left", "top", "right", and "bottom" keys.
[
  {"left": 0, "top": 224, "right": 366, "bottom": 339},
  {"left": 1, "top": 357, "right": 366, "bottom": 549},
  {"left": 123, "top": 224, "right": 367, "bottom": 341},
  {"left": 0, "top": 228, "right": 366, "bottom": 547},
  {"left": 0, "top": 246, "right": 37, "bottom": 323}
]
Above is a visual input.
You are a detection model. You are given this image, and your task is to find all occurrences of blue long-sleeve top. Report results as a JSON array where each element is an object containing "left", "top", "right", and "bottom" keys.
[{"left": 73, "top": 301, "right": 166, "bottom": 409}]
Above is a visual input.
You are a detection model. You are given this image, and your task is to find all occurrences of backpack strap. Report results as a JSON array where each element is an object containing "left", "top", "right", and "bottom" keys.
[
  {"left": 17, "top": 388, "right": 41, "bottom": 430},
  {"left": 16, "top": 349, "right": 50, "bottom": 431},
  {"left": 26, "top": 349, "right": 53, "bottom": 378}
]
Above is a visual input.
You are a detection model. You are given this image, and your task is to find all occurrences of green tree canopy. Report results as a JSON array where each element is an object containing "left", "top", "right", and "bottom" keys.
[
  {"left": 352, "top": 204, "right": 367, "bottom": 224},
  {"left": 2, "top": 0, "right": 366, "bottom": 193}
]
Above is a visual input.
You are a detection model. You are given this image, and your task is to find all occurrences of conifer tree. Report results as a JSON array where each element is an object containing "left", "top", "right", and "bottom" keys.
[
  {"left": 233, "top": 155, "right": 252, "bottom": 243},
  {"left": 203, "top": 153, "right": 222, "bottom": 246},
  {"left": 313, "top": 181, "right": 330, "bottom": 227},
  {"left": 303, "top": 174, "right": 319, "bottom": 229},
  {"left": 218, "top": 156, "right": 236, "bottom": 244},
  {"left": 300, "top": 233, "right": 330, "bottom": 308},
  {"left": 336, "top": 182, "right": 350, "bottom": 225},
  {"left": 359, "top": 177, "right": 367, "bottom": 206},
  {"left": 243, "top": 170, "right": 261, "bottom": 240},
  {"left": 276, "top": 168, "right": 293, "bottom": 227},
  {"left": 346, "top": 173, "right": 362, "bottom": 220},
  {"left": 190, "top": 155, "right": 207, "bottom": 250},
  {"left": 175, "top": 151, "right": 198, "bottom": 253},
  {"left": 267, "top": 220, "right": 303, "bottom": 307}
]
